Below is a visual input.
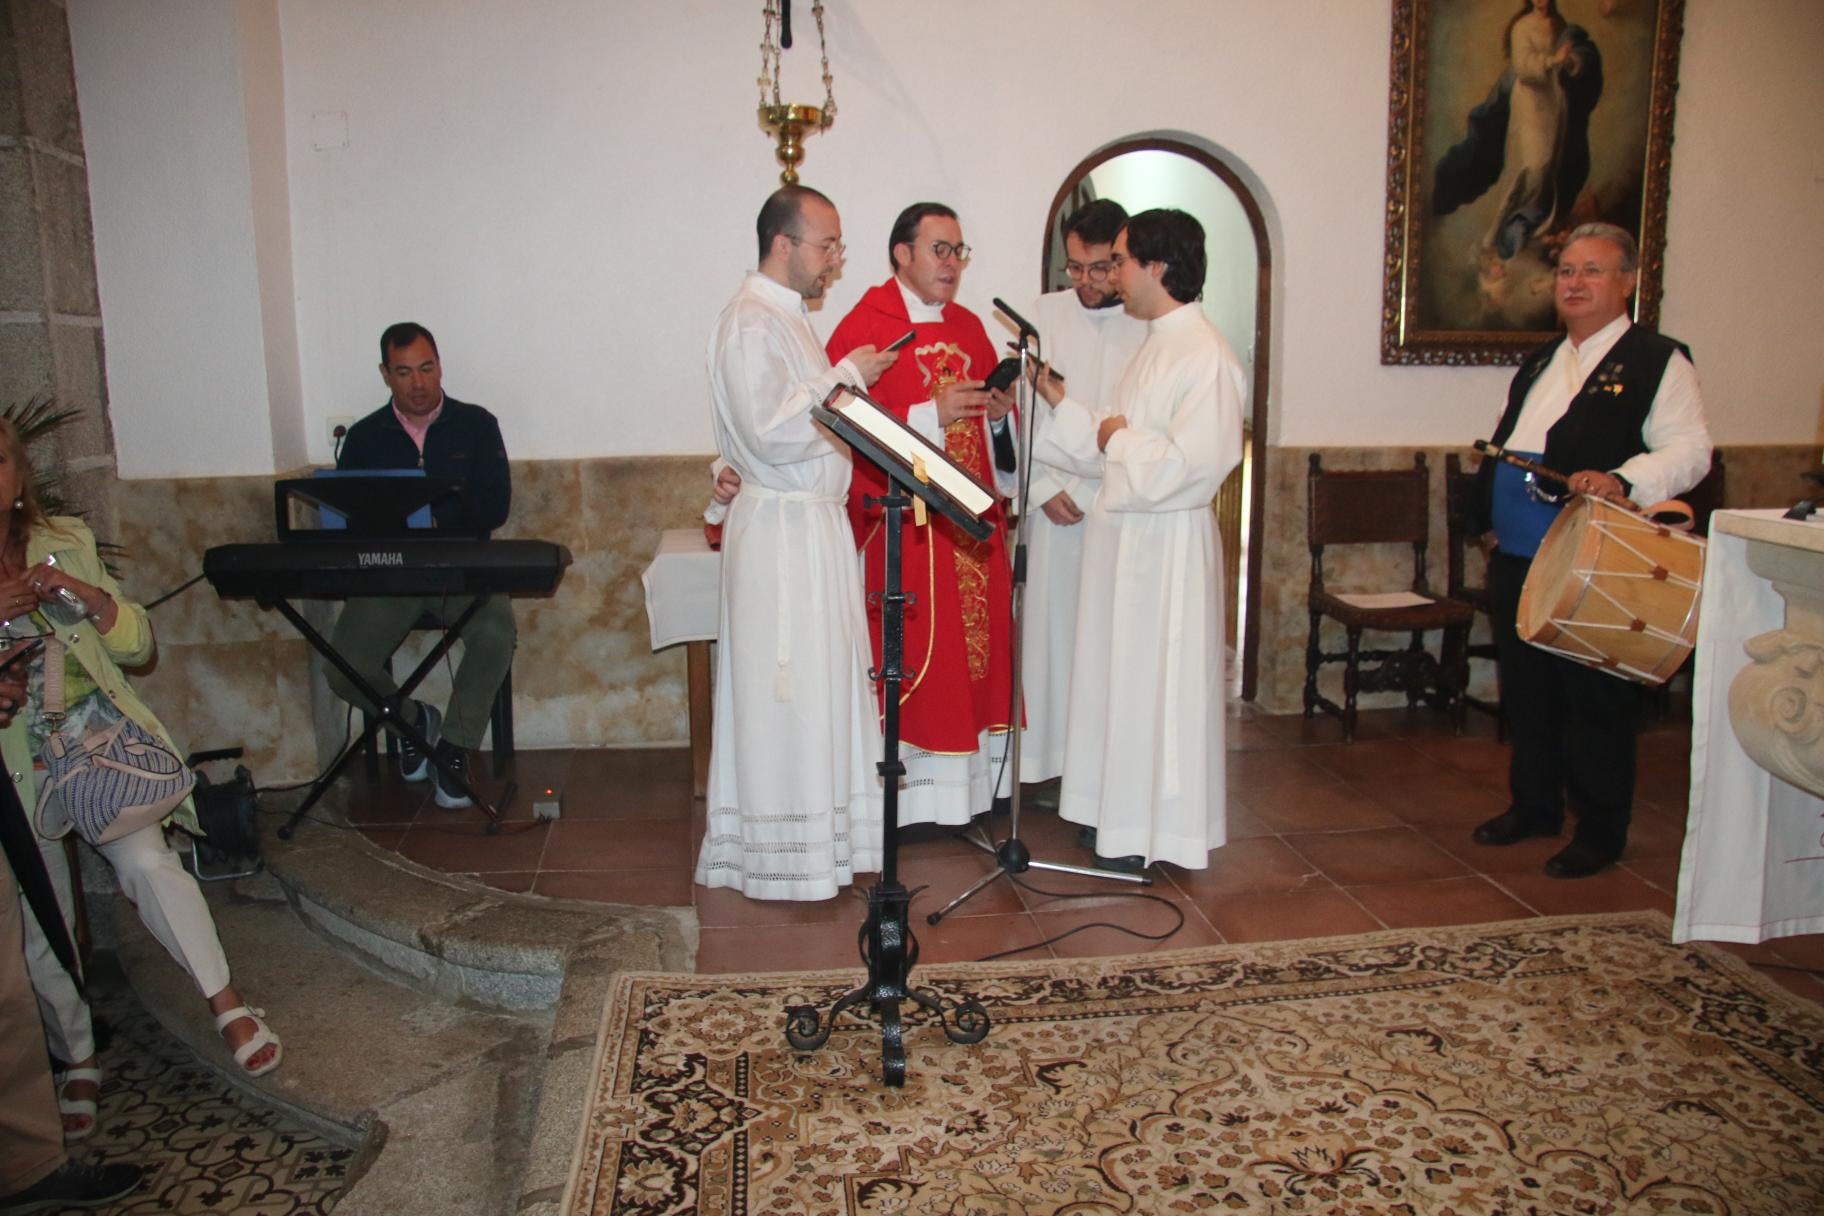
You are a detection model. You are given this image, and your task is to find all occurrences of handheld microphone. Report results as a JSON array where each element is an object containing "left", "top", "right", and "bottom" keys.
[{"left": 992, "top": 298, "right": 1039, "bottom": 340}]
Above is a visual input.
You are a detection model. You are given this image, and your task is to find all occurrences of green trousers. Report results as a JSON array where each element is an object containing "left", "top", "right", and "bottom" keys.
[{"left": 325, "top": 594, "right": 517, "bottom": 750}]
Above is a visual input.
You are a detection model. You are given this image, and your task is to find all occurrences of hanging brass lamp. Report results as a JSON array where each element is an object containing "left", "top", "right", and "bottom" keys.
[{"left": 758, "top": 0, "right": 834, "bottom": 185}]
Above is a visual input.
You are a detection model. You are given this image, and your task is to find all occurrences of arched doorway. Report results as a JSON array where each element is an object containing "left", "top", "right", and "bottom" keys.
[{"left": 1042, "top": 138, "right": 1272, "bottom": 700}]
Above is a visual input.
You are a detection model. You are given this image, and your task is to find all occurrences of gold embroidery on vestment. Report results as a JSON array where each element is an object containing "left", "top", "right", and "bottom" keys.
[
  {"left": 914, "top": 339, "right": 992, "bottom": 682},
  {"left": 946, "top": 418, "right": 992, "bottom": 681}
]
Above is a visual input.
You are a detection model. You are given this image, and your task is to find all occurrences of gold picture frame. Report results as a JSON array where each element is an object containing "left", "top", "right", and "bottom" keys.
[{"left": 1380, "top": 0, "right": 1686, "bottom": 365}]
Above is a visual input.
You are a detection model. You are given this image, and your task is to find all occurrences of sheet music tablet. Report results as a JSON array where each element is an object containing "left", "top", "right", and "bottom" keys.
[{"left": 820, "top": 385, "right": 995, "bottom": 520}]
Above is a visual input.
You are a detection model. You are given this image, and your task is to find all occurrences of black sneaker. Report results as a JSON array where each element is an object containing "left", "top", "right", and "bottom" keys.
[
  {"left": 432, "top": 739, "right": 473, "bottom": 809},
  {"left": 0, "top": 1159, "right": 143, "bottom": 1213},
  {"left": 398, "top": 702, "right": 442, "bottom": 783}
]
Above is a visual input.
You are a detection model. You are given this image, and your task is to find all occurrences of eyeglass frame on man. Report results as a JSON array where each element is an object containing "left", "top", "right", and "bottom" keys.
[
  {"left": 1064, "top": 258, "right": 1114, "bottom": 281},
  {"left": 919, "top": 240, "right": 971, "bottom": 262},
  {"left": 785, "top": 233, "right": 846, "bottom": 259}
]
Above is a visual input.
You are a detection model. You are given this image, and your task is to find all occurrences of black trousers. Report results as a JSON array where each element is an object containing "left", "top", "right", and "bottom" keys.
[{"left": 1488, "top": 552, "right": 1639, "bottom": 854}]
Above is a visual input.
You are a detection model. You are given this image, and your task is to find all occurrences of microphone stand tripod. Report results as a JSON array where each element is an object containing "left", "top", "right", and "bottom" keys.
[{"left": 927, "top": 315, "right": 1150, "bottom": 929}]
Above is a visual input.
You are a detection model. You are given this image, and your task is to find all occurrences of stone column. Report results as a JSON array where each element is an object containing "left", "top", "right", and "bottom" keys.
[
  {"left": 0, "top": 0, "right": 114, "bottom": 538},
  {"left": 0, "top": 0, "right": 121, "bottom": 930}
]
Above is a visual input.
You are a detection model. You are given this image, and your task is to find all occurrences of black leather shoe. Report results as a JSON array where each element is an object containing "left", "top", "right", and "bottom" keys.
[
  {"left": 1077, "top": 826, "right": 1097, "bottom": 851},
  {"left": 1094, "top": 853, "right": 1147, "bottom": 875},
  {"left": 1544, "top": 839, "right": 1620, "bottom": 879},
  {"left": 1471, "top": 808, "right": 1562, "bottom": 847},
  {"left": 1, "top": 1159, "right": 143, "bottom": 1212}
]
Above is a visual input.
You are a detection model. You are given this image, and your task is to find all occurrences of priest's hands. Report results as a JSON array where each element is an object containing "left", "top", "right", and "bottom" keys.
[
  {"left": 845, "top": 345, "right": 901, "bottom": 387},
  {"left": 1033, "top": 364, "right": 1064, "bottom": 408},
  {"left": 1041, "top": 491, "right": 1084, "bottom": 526},
  {"left": 934, "top": 379, "right": 992, "bottom": 427},
  {"left": 1097, "top": 415, "right": 1127, "bottom": 452},
  {"left": 984, "top": 388, "right": 1015, "bottom": 423},
  {"left": 712, "top": 465, "right": 742, "bottom": 505}
]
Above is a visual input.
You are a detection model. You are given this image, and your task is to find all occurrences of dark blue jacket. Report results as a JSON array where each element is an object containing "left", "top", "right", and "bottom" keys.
[{"left": 337, "top": 396, "right": 511, "bottom": 538}]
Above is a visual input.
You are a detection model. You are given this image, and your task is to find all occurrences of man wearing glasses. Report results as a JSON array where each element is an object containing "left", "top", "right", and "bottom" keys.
[
  {"left": 693, "top": 184, "right": 900, "bottom": 901},
  {"left": 1470, "top": 221, "right": 1711, "bottom": 878},
  {"left": 1020, "top": 200, "right": 1149, "bottom": 810},
  {"left": 826, "top": 202, "right": 1020, "bottom": 829}
]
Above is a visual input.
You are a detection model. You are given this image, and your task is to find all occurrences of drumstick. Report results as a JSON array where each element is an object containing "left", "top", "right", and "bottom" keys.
[
  {"left": 1472, "top": 439, "right": 1569, "bottom": 487},
  {"left": 1471, "top": 440, "right": 1694, "bottom": 530}
]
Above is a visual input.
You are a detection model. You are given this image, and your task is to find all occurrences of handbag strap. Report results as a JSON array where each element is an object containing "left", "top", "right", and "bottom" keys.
[{"left": 42, "top": 635, "right": 65, "bottom": 725}]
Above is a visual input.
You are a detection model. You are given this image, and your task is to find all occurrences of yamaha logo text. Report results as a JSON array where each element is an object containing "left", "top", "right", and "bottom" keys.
[{"left": 357, "top": 551, "right": 405, "bottom": 567}]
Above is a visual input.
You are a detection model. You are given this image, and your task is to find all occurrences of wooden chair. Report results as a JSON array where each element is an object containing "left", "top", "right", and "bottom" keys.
[
  {"left": 1304, "top": 453, "right": 1474, "bottom": 741},
  {"left": 1445, "top": 453, "right": 1503, "bottom": 737}
]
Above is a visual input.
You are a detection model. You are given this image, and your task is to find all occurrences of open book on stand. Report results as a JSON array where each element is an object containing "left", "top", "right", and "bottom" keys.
[{"left": 813, "top": 385, "right": 995, "bottom": 530}]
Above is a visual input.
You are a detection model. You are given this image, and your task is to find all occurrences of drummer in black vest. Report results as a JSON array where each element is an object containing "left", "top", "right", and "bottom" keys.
[{"left": 1471, "top": 222, "right": 1712, "bottom": 878}]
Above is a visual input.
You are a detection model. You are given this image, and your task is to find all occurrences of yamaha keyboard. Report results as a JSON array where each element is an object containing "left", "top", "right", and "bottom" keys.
[{"left": 203, "top": 538, "right": 570, "bottom": 601}]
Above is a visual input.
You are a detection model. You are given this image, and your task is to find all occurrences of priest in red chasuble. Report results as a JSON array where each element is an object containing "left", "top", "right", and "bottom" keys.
[{"left": 826, "top": 202, "right": 1020, "bottom": 826}]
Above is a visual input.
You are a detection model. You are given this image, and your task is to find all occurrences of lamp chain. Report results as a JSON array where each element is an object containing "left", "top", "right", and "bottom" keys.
[
  {"left": 758, "top": 1, "right": 834, "bottom": 125},
  {"left": 813, "top": 1, "right": 834, "bottom": 123}
]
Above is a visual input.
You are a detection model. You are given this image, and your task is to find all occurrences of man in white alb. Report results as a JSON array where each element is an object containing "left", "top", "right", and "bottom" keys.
[
  {"left": 693, "top": 184, "right": 898, "bottom": 900},
  {"left": 1036, "top": 208, "right": 1245, "bottom": 873},
  {"left": 1022, "top": 200, "right": 1149, "bottom": 804}
]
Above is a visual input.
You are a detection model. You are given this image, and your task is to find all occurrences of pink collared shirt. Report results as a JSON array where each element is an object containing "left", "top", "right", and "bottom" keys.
[{"left": 391, "top": 395, "right": 445, "bottom": 454}]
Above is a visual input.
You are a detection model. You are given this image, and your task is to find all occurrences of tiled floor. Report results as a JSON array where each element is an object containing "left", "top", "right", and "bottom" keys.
[{"left": 339, "top": 704, "right": 1824, "bottom": 1007}]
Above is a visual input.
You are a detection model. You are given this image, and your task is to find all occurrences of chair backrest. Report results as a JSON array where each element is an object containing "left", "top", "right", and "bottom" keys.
[
  {"left": 1443, "top": 452, "right": 1482, "bottom": 598},
  {"left": 1307, "top": 452, "right": 1433, "bottom": 595}
]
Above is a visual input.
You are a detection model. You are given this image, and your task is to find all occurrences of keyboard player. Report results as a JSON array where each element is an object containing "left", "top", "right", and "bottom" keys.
[{"left": 326, "top": 322, "right": 513, "bottom": 809}]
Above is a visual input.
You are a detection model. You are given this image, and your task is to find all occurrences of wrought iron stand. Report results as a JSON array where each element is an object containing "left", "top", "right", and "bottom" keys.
[{"left": 783, "top": 483, "right": 990, "bottom": 1086}]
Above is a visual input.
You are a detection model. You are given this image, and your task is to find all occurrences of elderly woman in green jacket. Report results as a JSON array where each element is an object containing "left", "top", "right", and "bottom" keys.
[{"left": 0, "top": 421, "right": 280, "bottom": 1143}]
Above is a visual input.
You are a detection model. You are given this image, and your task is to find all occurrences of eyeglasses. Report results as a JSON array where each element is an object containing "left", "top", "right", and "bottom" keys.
[
  {"left": 1064, "top": 260, "right": 1114, "bottom": 281},
  {"left": 786, "top": 234, "right": 845, "bottom": 259},
  {"left": 1108, "top": 253, "right": 1132, "bottom": 269},
  {"left": 1555, "top": 262, "right": 1626, "bottom": 281},
  {"left": 924, "top": 241, "right": 972, "bottom": 262}
]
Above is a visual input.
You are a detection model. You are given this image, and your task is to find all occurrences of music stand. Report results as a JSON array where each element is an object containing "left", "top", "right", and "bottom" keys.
[
  {"left": 782, "top": 385, "right": 992, "bottom": 1087},
  {"left": 275, "top": 475, "right": 464, "bottom": 539}
]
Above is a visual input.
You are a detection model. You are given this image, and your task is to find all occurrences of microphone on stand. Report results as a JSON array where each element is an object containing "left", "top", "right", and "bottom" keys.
[{"left": 992, "top": 298, "right": 1039, "bottom": 340}]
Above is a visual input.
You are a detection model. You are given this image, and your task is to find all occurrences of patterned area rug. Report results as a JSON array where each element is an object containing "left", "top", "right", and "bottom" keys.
[
  {"left": 563, "top": 913, "right": 1824, "bottom": 1215},
  {"left": 67, "top": 975, "right": 351, "bottom": 1214}
]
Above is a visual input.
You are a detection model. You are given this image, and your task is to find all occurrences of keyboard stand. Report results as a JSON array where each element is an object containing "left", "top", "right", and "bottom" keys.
[{"left": 269, "top": 594, "right": 515, "bottom": 839}]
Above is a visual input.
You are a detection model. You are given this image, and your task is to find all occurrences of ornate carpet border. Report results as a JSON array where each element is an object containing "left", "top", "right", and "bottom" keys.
[{"left": 596, "top": 911, "right": 1815, "bottom": 1019}]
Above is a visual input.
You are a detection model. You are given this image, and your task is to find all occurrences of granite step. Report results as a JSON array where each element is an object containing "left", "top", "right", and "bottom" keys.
[{"left": 109, "top": 796, "right": 695, "bottom": 1215}]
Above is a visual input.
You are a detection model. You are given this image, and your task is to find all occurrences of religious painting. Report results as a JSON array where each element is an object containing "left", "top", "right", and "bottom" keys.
[{"left": 1380, "top": 0, "right": 1685, "bottom": 365}]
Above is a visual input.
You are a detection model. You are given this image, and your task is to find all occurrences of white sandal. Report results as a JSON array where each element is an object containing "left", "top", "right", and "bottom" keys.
[
  {"left": 56, "top": 1065, "right": 102, "bottom": 1142},
  {"left": 213, "top": 1005, "right": 283, "bottom": 1077}
]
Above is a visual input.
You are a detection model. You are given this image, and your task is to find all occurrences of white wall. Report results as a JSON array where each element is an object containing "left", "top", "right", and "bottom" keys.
[
  {"left": 71, "top": 0, "right": 1824, "bottom": 476},
  {"left": 68, "top": 0, "right": 282, "bottom": 477}
]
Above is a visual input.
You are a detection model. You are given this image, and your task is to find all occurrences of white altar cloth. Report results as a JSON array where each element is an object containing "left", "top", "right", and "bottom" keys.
[
  {"left": 1674, "top": 509, "right": 1824, "bottom": 943},
  {"left": 641, "top": 529, "right": 721, "bottom": 650}
]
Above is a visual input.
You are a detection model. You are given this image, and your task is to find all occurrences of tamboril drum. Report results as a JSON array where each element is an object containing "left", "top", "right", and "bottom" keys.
[{"left": 1517, "top": 495, "right": 1705, "bottom": 685}]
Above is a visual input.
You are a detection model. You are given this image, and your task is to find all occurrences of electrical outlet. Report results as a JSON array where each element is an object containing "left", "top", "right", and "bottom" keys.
[
  {"left": 326, "top": 415, "right": 354, "bottom": 449},
  {"left": 533, "top": 788, "right": 562, "bottom": 821}
]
